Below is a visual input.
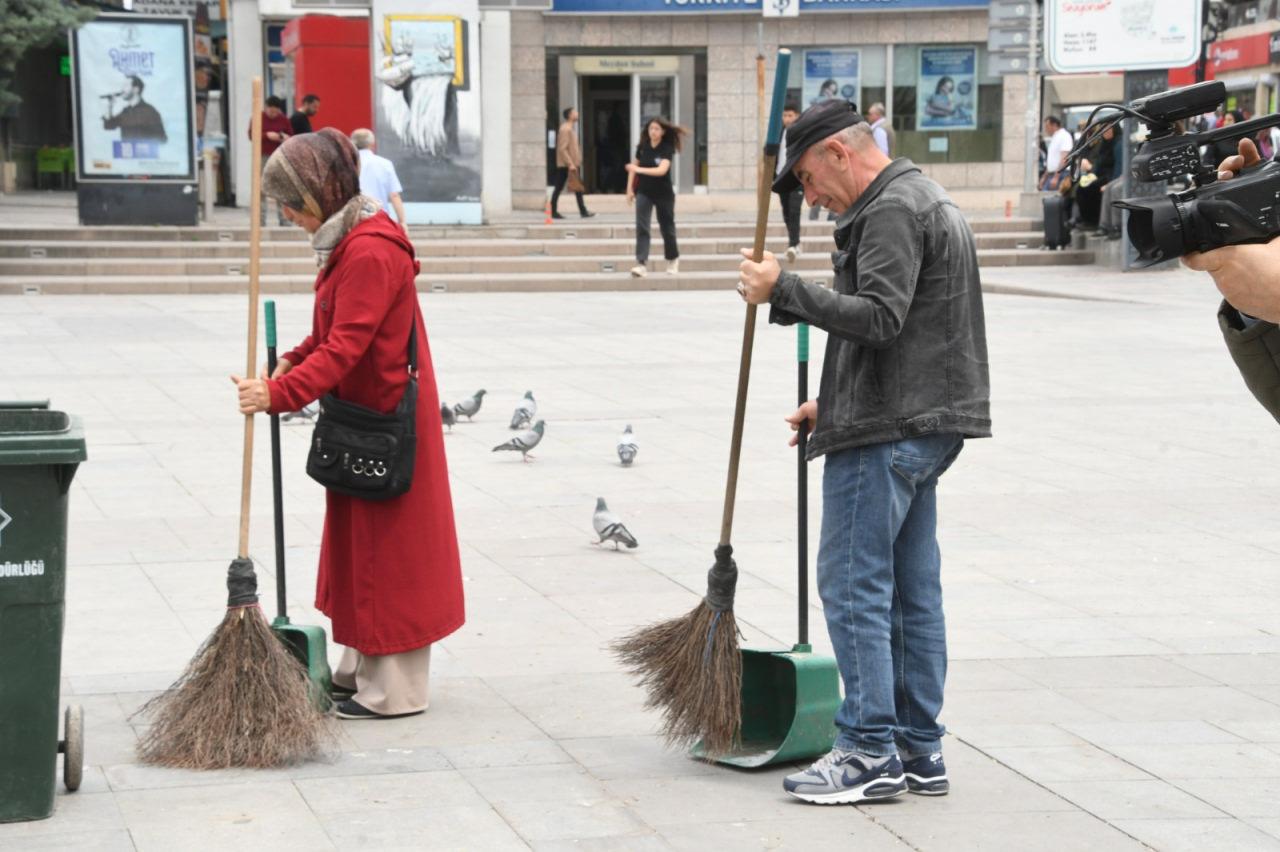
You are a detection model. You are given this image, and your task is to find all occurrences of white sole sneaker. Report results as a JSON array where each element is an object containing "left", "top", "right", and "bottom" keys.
[
  {"left": 630, "top": 264, "right": 647, "bottom": 278},
  {"left": 787, "top": 774, "right": 907, "bottom": 805},
  {"left": 785, "top": 246, "right": 798, "bottom": 262},
  {"left": 667, "top": 259, "right": 679, "bottom": 275}
]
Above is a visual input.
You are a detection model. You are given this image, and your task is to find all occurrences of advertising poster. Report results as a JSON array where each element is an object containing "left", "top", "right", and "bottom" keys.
[
  {"left": 917, "top": 46, "right": 978, "bottom": 131},
  {"left": 803, "top": 49, "right": 859, "bottom": 109},
  {"left": 371, "top": 0, "right": 482, "bottom": 225},
  {"left": 71, "top": 15, "right": 195, "bottom": 180},
  {"left": 1045, "top": 0, "right": 1199, "bottom": 74}
]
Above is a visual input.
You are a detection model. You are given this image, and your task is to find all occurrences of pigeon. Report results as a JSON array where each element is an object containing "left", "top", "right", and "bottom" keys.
[
  {"left": 592, "top": 497, "right": 638, "bottom": 550},
  {"left": 454, "top": 389, "right": 486, "bottom": 421},
  {"left": 616, "top": 424, "right": 638, "bottom": 466},
  {"left": 440, "top": 403, "right": 456, "bottom": 432},
  {"left": 281, "top": 403, "right": 318, "bottom": 423},
  {"left": 510, "top": 391, "right": 537, "bottom": 430},
  {"left": 493, "top": 419, "right": 544, "bottom": 462}
]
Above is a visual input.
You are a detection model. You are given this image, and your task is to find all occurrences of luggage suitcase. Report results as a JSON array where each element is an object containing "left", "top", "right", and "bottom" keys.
[{"left": 1043, "top": 195, "right": 1073, "bottom": 250}]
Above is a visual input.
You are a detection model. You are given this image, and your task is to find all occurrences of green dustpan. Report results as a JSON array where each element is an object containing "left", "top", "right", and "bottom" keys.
[
  {"left": 265, "top": 300, "right": 334, "bottom": 710},
  {"left": 700, "top": 323, "right": 840, "bottom": 768}
]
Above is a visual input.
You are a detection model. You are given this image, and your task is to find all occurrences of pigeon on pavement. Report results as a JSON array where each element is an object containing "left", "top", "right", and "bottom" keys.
[
  {"left": 493, "top": 420, "right": 544, "bottom": 462},
  {"left": 282, "top": 403, "right": 318, "bottom": 423},
  {"left": 617, "top": 424, "right": 638, "bottom": 466},
  {"left": 454, "top": 389, "right": 486, "bottom": 421},
  {"left": 592, "top": 497, "right": 638, "bottom": 550},
  {"left": 510, "top": 391, "right": 537, "bottom": 430},
  {"left": 440, "top": 403, "right": 457, "bottom": 432}
]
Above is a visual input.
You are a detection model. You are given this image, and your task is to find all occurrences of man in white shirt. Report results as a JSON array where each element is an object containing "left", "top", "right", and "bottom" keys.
[
  {"left": 866, "top": 102, "right": 892, "bottom": 157},
  {"left": 1040, "top": 115, "right": 1073, "bottom": 191},
  {"left": 350, "top": 128, "right": 407, "bottom": 228}
]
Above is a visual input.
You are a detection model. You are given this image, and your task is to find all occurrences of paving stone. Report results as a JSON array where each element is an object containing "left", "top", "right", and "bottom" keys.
[
  {"left": 1042, "top": 779, "right": 1224, "bottom": 820},
  {"left": 873, "top": 811, "right": 1146, "bottom": 852},
  {"left": 113, "top": 782, "right": 332, "bottom": 851},
  {"left": 1110, "top": 817, "right": 1280, "bottom": 852}
]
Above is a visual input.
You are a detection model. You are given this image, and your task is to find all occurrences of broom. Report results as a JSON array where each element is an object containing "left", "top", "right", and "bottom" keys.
[
  {"left": 134, "top": 78, "right": 332, "bottom": 769},
  {"left": 612, "top": 49, "right": 793, "bottom": 757}
]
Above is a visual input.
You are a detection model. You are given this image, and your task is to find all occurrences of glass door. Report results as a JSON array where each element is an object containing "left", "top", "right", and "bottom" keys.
[{"left": 632, "top": 75, "right": 679, "bottom": 190}]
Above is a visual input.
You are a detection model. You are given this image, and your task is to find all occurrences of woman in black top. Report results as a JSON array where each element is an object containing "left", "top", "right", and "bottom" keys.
[{"left": 626, "top": 117, "right": 686, "bottom": 278}]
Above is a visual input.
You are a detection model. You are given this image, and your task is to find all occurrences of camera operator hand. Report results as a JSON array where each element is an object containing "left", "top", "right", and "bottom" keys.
[{"left": 1182, "top": 138, "right": 1280, "bottom": 322}]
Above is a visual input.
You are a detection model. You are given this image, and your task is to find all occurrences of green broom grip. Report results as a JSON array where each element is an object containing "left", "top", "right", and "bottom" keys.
[
  {"left": 797, "top": 323, "right": 809, "bottom": 363},
  {"left": 765, "top": 49, "right": 792, "bottom": 147},
  {"left": 264, "top": 299, "right": 277, "bottom": 349}
]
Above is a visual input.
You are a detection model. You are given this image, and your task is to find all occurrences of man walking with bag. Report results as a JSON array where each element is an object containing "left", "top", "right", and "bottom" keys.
[
  {"left": 738, "top": 99, "right": 991, "bottom": 804},
  {"left": 552, "top": 107, "right": 593, "bottom": 219}
]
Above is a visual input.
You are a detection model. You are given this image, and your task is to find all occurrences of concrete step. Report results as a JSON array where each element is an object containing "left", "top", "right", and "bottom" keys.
[
  {"left": 0, "top": 249, "right": 1093, "bottom": 295},
  {"left": 0, "top": 216, "right": 1039, "bottom": 244},
  {"left": 0, "top": 230, "right": 1048, "bottom": 261},
  {"left": 0, "top": 243, "right": 1067, "bottom": 278}
]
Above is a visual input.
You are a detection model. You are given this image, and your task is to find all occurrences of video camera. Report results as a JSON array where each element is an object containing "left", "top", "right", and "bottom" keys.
[{"left": 1068, "top": 80, "right": 1280, "bottom": 266}]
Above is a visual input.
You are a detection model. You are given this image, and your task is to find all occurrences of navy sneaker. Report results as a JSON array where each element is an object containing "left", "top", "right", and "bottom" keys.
[
  {"left": 783, "top": 748, "right": 907, "bottom": 805},
  {"left": 902, "top": 751, "right": 949, "bottom": 796}
]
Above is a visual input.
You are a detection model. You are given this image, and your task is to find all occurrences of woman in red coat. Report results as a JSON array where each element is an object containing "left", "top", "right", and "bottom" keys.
[{"left": 233, "top": 128, "right": 464, "bottom": 719}]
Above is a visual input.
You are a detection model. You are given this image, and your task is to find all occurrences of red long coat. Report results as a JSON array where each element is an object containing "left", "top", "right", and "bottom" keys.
[{"left": 266, "top": 213, "right": 464, "bottom": 655}]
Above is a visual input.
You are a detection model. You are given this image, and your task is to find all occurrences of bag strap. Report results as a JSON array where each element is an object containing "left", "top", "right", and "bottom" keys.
[{"left": 407, "top": 321, "right": 418, "bottom": 376}]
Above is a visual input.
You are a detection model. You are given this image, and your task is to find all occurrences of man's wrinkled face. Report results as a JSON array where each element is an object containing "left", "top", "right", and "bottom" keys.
[{"left": 793, "top": 140, "right": 855, "bottom": 213}]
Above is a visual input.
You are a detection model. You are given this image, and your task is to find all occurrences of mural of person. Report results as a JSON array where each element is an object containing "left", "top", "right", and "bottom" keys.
[{"left": 377, "top": 32, "right": 460, "bottom": 159}]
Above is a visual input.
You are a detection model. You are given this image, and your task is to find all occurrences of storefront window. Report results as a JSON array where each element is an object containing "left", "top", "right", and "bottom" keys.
[
  {"left": 893, "top": 44, "right": 1003, "bottom": 165},
  {"left": 783, "top": 44, "right": 886, "bottom": 118}
]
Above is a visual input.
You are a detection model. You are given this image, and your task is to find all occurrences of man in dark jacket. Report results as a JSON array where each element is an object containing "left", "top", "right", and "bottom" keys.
[
  {"left": 1186, "top": 138, "right": 1280, "bottom": 420},
  {"left": 738, "top": 98, "right": 991, "bottom": 805},
  {"left": 290, "top": 94, "right": 320, "bottom": 136}
]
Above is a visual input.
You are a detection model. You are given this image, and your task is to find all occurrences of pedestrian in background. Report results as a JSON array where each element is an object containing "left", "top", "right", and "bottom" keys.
[
  {"left": 290, "top": 93, "right": 321, "bottom": 136},
  {"left": 252, "top": 95, "right": 292, "bottom": 225},
  {"left": 552, "top": 107, "right": 593, "bottom": 219},
  {"left": 775, "top": 103, "right": 804, "bottom": 262},
  {"left": 626, "top": 116, "right": 685, "bottom": 278},
  {"left": 866, "top": 102, "right": 892, "bottom": 157},
  {"left": 352, "top": 128, "right": 408, "bottom": 230},
  {"left": 1039, "top": 115, "right": 1073, "bottom": 191},
  {"left": 233, "top": 128, "right": 465, "bottom": 721}
]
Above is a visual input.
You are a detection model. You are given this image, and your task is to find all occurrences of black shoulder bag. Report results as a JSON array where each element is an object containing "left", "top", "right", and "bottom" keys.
[{"left": 306, "top": 324, "right": 418, "bottom": 500}]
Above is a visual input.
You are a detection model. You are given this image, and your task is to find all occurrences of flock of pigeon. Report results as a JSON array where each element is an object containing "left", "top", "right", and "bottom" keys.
[{"left": 439, "top": 389, "right": 640, "bottom": 550}]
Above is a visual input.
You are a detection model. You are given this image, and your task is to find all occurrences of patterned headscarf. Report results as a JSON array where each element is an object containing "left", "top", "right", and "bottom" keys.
[{"left": 262, "top": 128, "right": 381, "bottom": 265}]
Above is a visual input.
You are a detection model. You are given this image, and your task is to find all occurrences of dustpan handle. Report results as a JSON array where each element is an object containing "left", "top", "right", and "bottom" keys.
[
  {"left": 797, "top": 322, "right": 809, "bottom": 646},
  {"left": 265, "top": 300, "right": 288, "bottom": 621}
]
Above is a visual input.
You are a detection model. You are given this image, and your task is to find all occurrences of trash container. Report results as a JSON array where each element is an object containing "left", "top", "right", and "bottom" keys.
[{"left": 0, "top": 407, "right": 87, "bottom": 822}]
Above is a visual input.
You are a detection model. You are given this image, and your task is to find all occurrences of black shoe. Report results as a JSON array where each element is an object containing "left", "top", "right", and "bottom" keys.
[
  {"left": 580, "top": 211, "right": 595, "bottom": 218},
  {"left": 330, "top": 682, "right": 356, "bottom": 701},
  {"left": 551, "top": 212, "right": 566, "bottom": 220},
  {"left": 902, "top": 752, "right": 949, "bottom": 796},
  {"left": 335, "top": 698, "right": 424, "bottom": 720}
]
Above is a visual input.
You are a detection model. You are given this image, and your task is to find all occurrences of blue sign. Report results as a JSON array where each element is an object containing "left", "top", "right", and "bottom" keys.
[{"left": 550, "top": 0, "right": 986, "bottom": 11}]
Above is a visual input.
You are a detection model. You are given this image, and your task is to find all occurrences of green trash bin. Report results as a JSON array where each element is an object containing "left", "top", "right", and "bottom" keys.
[{"left": 0, "top": 408, "right": 87, "bottom": 822}]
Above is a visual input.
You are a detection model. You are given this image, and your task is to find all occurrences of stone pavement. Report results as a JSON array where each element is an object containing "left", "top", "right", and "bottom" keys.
[{"left": 1, "top": 263, "right": 1280, "bottom": 851}]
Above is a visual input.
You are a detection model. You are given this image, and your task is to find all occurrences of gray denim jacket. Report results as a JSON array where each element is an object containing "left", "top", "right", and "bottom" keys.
[{"left": 768, "top": 158, "right": 992, "bottom": 459}]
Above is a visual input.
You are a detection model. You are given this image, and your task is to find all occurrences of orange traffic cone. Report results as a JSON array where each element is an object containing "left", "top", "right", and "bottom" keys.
[{"left": 544, "top": 196, "right": 553, "bottom": 225}]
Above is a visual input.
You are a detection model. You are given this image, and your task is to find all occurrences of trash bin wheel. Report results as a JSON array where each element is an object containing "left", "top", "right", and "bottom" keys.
[{"left": 62, "top": 705, "right": 84, "bottom": 792}]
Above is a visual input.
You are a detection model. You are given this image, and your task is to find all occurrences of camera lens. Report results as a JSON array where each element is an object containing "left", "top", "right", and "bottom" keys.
[{"left": 1114, "top": 197, "right": 1189, "bottom": 266}]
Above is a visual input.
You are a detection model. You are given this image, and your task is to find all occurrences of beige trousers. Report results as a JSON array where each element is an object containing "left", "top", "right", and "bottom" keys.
[{"left": 333, "top": 644, "right": 432, "bottom": 716}]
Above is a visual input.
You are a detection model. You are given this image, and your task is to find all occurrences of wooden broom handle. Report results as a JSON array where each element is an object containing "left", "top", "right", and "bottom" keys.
[
  {"left": 719, "top": 48, "right": 790, "bottom": 548},
  {"left": 239, "top": 77, "right": 264, "bottom": 559},
  {"left": 718, "top": 153, "right": 778, "bottom": 547}
]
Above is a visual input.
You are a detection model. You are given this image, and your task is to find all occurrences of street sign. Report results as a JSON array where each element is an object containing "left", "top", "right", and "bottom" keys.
[
  {"left": 1045, "top": 0, "right": 1200, "bottom": 74},
  {"left": 989, "top": 52, "right": 1049, "bottom": 76},
  {"left": 762, "top": 0, "right": 799, "bottom": 17},
  {"left": 989, "top": 0, "right": 1032, "bottom": 22},
  {"left": 989, "top": 27, "right": 1031, "bottom": 52}
]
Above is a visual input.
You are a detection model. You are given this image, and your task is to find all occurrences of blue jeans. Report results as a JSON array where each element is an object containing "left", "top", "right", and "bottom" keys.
[{"left": 817, "top": 433, "right": 963, "bottom": 756}]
